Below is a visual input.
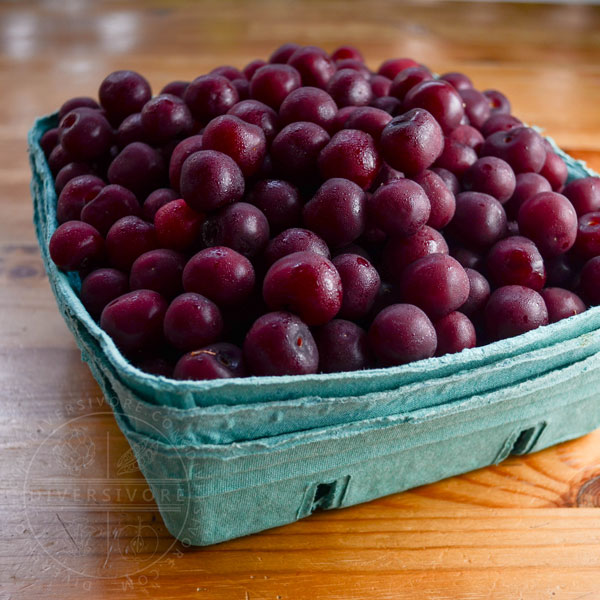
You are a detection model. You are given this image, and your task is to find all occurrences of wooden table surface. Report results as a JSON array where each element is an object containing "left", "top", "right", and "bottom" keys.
[{"left": 2, "top": 1, "right": 600, "bottom": 598}]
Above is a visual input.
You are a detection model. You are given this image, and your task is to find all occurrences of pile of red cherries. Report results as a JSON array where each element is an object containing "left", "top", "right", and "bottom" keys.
[{"left": 45, "top": 43, "right": 600, "bottom": 380}]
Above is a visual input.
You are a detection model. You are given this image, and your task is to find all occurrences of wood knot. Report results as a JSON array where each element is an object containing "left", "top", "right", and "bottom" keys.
[
  {"left": 0, "top": 245, "right": 46, "bottom": 283},
  {"left": 576, "top": 475, "right": 600, "bottom": 507}
]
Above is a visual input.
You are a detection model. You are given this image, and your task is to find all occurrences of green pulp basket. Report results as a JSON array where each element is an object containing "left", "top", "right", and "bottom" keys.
[{"left": 30, "top": 113, "right": 600, "bottom": 545}]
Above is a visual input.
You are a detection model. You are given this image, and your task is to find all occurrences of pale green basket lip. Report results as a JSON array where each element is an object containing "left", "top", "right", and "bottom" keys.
[{"left": 29, "top": 113, "right": 600, "bottom": 403}]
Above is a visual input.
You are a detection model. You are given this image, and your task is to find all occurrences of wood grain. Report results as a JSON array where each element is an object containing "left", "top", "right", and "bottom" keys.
[{"left": 2, "top": 1, "right": 600, "bottom": 598}]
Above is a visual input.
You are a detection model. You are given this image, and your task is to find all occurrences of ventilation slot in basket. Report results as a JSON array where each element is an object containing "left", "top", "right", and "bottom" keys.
[
  {"left": 297, "top": 475, "right": 351, "bottom": 518},
  {"left": 494, "top": 422, "right": 547, "bottom": 464}
]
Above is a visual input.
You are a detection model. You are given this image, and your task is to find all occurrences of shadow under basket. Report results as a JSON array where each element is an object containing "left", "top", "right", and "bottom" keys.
[{"left": 29, "top": 113, "right": 600, "bottom": 545}]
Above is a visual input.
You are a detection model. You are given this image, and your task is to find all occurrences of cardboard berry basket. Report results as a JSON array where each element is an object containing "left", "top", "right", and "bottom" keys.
[{"left": 30, "top": 113, "right": 600, "bottom": 545}]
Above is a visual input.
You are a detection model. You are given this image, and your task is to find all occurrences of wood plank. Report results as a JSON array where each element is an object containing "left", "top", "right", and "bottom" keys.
[{"left": 2, "top": 1, "right": 600, "bottom": 598}]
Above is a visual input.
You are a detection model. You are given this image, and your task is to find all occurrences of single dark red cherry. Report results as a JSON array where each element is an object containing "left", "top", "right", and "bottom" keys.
[
  {"left": 154, "top": 198, "right": 204, "bottom": 253},
  {"left": 243, "top": 311, "right": 319, "bottom": 376},
  {"left": 412, "top": 169, "right": 456, "bottom": 230},
  {"left": 59, "top": 107, "right": 113, "bottom": 161},
  {"left": 264, "top": 228, "right": 330, "bottom": 266},
  {"left": 105, "top": 215, "right": 158, "bottom": 271},
  {"left": 369, "top": 179, "right": 431, "bottom": 238},
  {"left": 382, "top": 226, "right": 449, "bottom": 283},
  {"left": 174, "top": 343, "right": 246, "bottom": 380},
  {"left": 107, "top": 142, "right": 166, "bottom": 198},
  {"left": 163, "top": 292, "right": 223, "bottom": 352},
  {"left": 315, "top": 319, "right": 372, "bottom": 373},
  {"left": 303, "top": 178, "right": 367, "bottom": 247},
  {"left": 541, "top": 288, "right": 586, "bottom": 323},
  {"left": 486, "top": 236, "right": 546, "bottom": 291},
  {"left": 449, "top": 192, "right": 507, "bottom": 250},
  {"left": 80, "top": 183, "right": 141, "bottom": 236},
  {"left": 100, "top": 290, "right": 167, "bottom": 355},
  {"left": 287, "top": 46, "right": 336, "bottom": 89},
  {"left": 227, "top": 99, "right": 279, "bottom": 142},
  {"left": 249, "top": 64, "right": 301, "bottom": 109},
  {"left": 434, "top": 311, "right": 476, "bottom": 356},
  {"left": 484, "top": 285, "right": 549, "bottom": 341},
  {"left": 403, "top": 80, "right": 465, "bottom": 133},
  {"left": 481, "top": 126, "right": 546, "bottom": 174},
  {"left": 377, "top": 57, "right": 420, "bottom": 80},
  {"left": 517, "top": 191, "right": 578, "bottom": 258},
  {"left": 202, "top": 202, "right": 270, "bottom": 258},
  {"left": 573, "top": 211, "right": 600, "bottom": 261},
  {"left": 247, "top": 179, "right": 301, "bottom": 234},
  {"left": 400, "top": 254, "right": 470, "bottom": 319},
  {"left": 201, "top": 114, "right": 267, "bottom": 177},
  {"left": 49, "top": 220, "right": 105, "bottom": 271},
  {"left": 318, "top": 129, "right": 381, "bottom": 190},
  {"left": 129, "top": 249, "right": 186, "bottom": 299},
  {"left": 179, "top": 150, "right": 244, "bottom": 212},
  {"left": 380, "top": 108, "right": 444, "bottom": 175},
  {"left": 368, "top": 303, "right": 437, "bottom": 366},
  {"left": 263, "top": 251, "right": 343, "bottom": 326},
  {"left": 460, "top": 268, "right": 491, "bottom": 317},
  {"left": 271, "top": 121, "right": 330, "bottom": 185},
  {"left": 462, "top": 157, "right": 516, "bottom": 204},
  {"left": 142, "top": 188, "right": 178, "bottom": 222},
  {"left": 56, "top": 175, "right": 105, "bottom": 224},
  {"left": 168, "top": 135, "right": 204, "bottom": 192},
  {"left": 183, "top": 74, "right": 239, "bottom": 123},
  {"left": 579, "top": 257, "right": 600, "bottom": 305},
  {"left": 182, "top": 246, "right": 255, "bottom": 308},
  {"left": 332, "top": 253, "right": 380, "bottom": 320},
  {"left": 563, "top": 177, "right": 600, "bottom": 216},
  {"left": 81, "top": 268, "right": 129, "bottom": 319},
  {"left": 98, "top": 70, "right": 152, "bottom": 123}
]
